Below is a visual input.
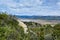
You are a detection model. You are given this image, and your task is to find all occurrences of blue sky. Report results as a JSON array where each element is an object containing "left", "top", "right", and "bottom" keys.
[{"left": 0, "top": 0, "right": 60, "bottom": 16}]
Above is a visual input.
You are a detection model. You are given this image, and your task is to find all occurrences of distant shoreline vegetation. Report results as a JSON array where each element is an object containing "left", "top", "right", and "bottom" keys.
[
  {"left": 16, "top": 15, "right": 60, "bottom": 20},
  {"left": 0, "top": 12, "right": 60, "bottom": 20}
]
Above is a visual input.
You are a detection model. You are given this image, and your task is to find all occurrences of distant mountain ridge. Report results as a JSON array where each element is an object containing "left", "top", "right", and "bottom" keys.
[{"left": 16, "top": 15, "right": 60, "bottom": 20}]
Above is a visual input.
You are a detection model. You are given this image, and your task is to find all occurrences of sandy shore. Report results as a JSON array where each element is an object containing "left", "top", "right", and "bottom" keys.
[{"left": 17, "top": 18, "right": 60, "bottom": 25}]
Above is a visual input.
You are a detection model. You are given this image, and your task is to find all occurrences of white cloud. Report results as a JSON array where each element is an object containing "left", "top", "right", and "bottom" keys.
[
  {"left": 0, "top": 0, "right": 60, "bottom": 16},
  {"left": 57, "top": 2, "right": 60, "bottom": 5},
  {"left": 36, "top": 0, "right": 43, "bottom": 5},
  {"left": 19, "top": 4, "right": 24, "bottom": 6}
]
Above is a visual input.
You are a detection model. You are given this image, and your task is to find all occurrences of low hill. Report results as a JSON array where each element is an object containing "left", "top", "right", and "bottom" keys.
[{"left": 0, "top": 13, "right": 25, "bottom": 40}]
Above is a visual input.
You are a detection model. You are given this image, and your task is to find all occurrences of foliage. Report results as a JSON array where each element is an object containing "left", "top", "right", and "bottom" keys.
[
  {"left": 52, "top": 24, "right": 60, "bottom": 40},
  {"left": 0, "top": 12, "right": 60, "bottom": 40},
  {"left": 0, "top": 13, "right": 25, "bottom": 40}
]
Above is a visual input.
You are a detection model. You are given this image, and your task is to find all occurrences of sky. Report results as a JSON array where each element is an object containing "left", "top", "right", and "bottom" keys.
[{"left": 0, "top": 0, "right": 60, "bottom": 16}]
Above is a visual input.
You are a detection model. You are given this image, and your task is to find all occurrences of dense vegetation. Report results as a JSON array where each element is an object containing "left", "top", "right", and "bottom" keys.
[
  {"left": 0, "top": 13, "right": 25, "bottom": 40},
  {"left": 24, "top": 22, "right": 60, "bottom": 40},
  {"left": 0, "top": 12, "right": 60, "bottom": 40}
]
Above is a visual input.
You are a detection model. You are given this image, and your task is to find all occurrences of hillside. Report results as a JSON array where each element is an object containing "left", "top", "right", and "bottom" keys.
[
  {"left": 0, "top": 13, "right": 60, "bottom": 40},
  {"left": 0, "top": 13, "right": 25, "bottom": 40}
]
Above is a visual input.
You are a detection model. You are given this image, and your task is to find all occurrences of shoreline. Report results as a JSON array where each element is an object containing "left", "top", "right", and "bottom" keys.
[{"left": 17, "top": 18, "right": 60, "bottom": 25}]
